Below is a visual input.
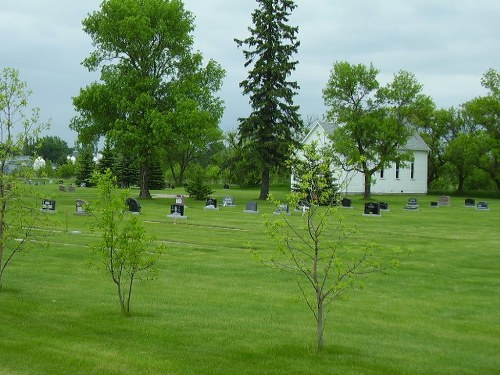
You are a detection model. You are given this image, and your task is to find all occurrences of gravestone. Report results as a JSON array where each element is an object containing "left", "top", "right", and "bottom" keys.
[
  {"left": 168, "top": 204, "right": 187, "bottom": 219},
  {"left": 75, "top": 200, "right": 87, "bottom": 215},
  {"left": 41, "top": 199, "right": 56, "bottom": 213},
  {"left": 223, "top": 196, "right": 236, "bottom": 207},
  {"left": 438, "top": 195, "right": 451, "bottom": 206},
  {"left": 274, "top": 203, "right": 291, "bottom": 215},
  {"left": 295, "top": 199, "right": 310, "bottom": 213},
  {"left": 404, "top": 198, "right": 419, "bottom": 210},
  {"left": 126, "top": 198, "right": 141, "bottom": 214},
  {"left": 363, "top": 202, "right": 381, "bottom": 216},
  {"left": 175, "top": 195, "right": 185, "bottom": 206},
  {"left": 476, "top": 201, "right": 489, "bottom": 211},
  {"left": 465, "top": 198, "right": 475, "bottom": 207},
  {"left": 244, "top": 201, "right": 259, "bottom": 214},
  {"left": 68, "top": 185, "right": 76, "bottom": 192},
  {"left": 59, "top": 184, "right": 66, "bottom": 192},
  {"left": 58, "top": 180, "right": 64, "bottom": 184},
  {"left": 378, "top": 202, "right": 389, "bottom": 211},
  {"left": 430, "top": 201, "right": 438, "bottom": 207},
  {"left": 341, "top": 197, "right": 352, "bottom": 209},
  {"left": 204, "top": 198, "right": 219, "bottom": 210},
  {"left": 223, "top": 184, "right": 230, "bottom": 189}
]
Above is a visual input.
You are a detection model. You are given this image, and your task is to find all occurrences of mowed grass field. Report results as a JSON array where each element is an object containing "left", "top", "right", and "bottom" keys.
[{"left": 1, "top": 183, "right": 499, "bottom": 375}]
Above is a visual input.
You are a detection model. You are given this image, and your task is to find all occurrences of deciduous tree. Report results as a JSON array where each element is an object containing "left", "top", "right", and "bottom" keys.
[
  {"left": 0, "top": 67, "right": 49, "bottom": 290},
  {"left": 72, "top": 0, "right": 224, "bottom": 198},
  {"left": 265, "top": 142, "right": 395, "bottom": 351},
  {"left": 323, "top": 61, "right": 434, "bottom": 198},
  {"left": 88, "top": 170, "right": 161, "bottom": 316},
  {"left": 235, "top": 0, "right": 303, "bottom": 200}
]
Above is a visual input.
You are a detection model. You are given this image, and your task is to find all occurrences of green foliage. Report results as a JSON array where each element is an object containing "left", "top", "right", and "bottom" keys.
[
  {"left": 0, "top": 67, "right": 50, "bottom": 290},
  {"left": 87, "top": 170, "right": 161, "bottom": 316},
  {"left": 290, "top": 141, "right": 338, "bottom": 206},
  {"left": 147, "top": 157, "right": 166, "bottom": 190},
  {"left": 56, "top": 162, "right": 76, "bottom": 179},
  {"left": 74, "top": 146, "right": 95, "bottom": 187},
  {"left": 185, "top": 165, "right": 213, "bottom": 200},
  {"left": 323, "top": 61, "right": 435, "bottom": 198},
  {"left": 235, "top": 0, "right": 303, "bottom": 199},
  {"left": 36, "top": 136, "right": 71, "bottom": 165},
  {"left": 464, "top": 68, "right": 500, "bottom": 191},
  {"left": 72, "top": 0, "right": 224, "bottom": 199},
  {"left": 266, "top": 143, "right": 395, "bottom": 351}
]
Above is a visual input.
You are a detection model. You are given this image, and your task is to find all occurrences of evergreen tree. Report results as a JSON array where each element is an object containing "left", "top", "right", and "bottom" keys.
[
  {"left": 147, "top": 158, "right": 166, "bottom": 190},
  {"left": 235, "top": 0, "right": 303, "bottom": 199},
  {"left": 98, "top": 138, "right": 116, "bottom": 175},
  {"left": 74, "top": 146, "right": 96, "bottom": 187},
  {"left": 114, "top": 153, "right": 139, "bottom": 188}
]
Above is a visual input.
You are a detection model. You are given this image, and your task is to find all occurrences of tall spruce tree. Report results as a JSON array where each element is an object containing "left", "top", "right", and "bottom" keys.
[{"left": 235, "top": 0, "right": 302, "bottom": 199}]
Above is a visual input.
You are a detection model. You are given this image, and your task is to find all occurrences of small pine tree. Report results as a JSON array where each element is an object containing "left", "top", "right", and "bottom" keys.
[
  {"left": 147, "top": 158, "right": 166, "bottom": 190},
  {"left": 114, "top": 153, "right": 139, "bottom": 188},
  {"left": 185, "top": 166, "right": 213, "bottom": 200},
  {"left": 74, "top": 147, "right": 96, "bottom": 186}
]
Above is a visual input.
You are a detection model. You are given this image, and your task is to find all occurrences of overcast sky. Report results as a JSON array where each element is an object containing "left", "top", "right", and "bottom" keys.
[{"left": 1, "top": 0, "right": 499, "bottom": 146}]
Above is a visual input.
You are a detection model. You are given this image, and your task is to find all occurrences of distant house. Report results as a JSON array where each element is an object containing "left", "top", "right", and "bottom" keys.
[{"left": 298, "top": 121, "right": 430, "bottom": 195}]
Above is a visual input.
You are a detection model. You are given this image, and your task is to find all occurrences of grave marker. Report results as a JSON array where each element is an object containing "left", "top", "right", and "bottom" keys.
[
  {"left": 274, "top": 203, "right": 291, "bottom": 215},
  {"left": 68, "top": 185, "right": 76, "bottom": 192},
  {"left": 59, "top": 184, "right": 66, "bottom": 192},
  {"left": 363, "top": 202, "right": 381, "bottom": 216},
  {"left": 244, "top": 201, "right": 259, "bottom": 214},
  {"left": 223, "top": 196, "right": 236, "bottom": 207},
  {"left": 404, "top": 198, "right": 419, "bottom": 210},
  {"left": 341, "top": 198, "right": 353, "bottom": 209},
  {"left": 41, "top": 199, "right": 56, "bottom": 213},
  {"left": 476, "top": 201, "right": 489, "bottom": 211},
  {"left": 126, "top": 198, "right": 141, "bottom": 214},
  {"left": 204, "top": 198, "right": 219, "bottom": 210},
  {"left": 75, "top": 200, "right": 88, "bottom": 215},
  {"left": 168, "top": 204, "right": 187, "bottom": 219},
  {"left": 465, "top": 198, "right": 475, "bottom": 207},
  {"left": 438, "top": 195, "right": 451, "bottom": 206},
  {"left": 378, "top": 202, "right": 389, "bottom": 211},
  {"left": 175, "top": 195, "right": 185, "bottom": 206}
]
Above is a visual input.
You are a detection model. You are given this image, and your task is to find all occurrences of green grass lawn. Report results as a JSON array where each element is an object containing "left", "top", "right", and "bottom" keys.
[{"left": 1, "top": 184, "right": 499, "bottom": 374}]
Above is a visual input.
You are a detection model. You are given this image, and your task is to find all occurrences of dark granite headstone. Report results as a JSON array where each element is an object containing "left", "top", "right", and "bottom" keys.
[
  {"left": 204, "top": 198, "right": 219, "bottom": 210},
  {"left": 170, "top": 204, "right": 184, "bottom": 216},
  {"left": 430, "top": 201, "right": 438, "bottom": 207},
  {"left": 364, "top": 202, "right": 380, "bottom": 216},
  {"left": 378, "top": 202, "right": 389, "bottom": 211},
  {"left": 341, "top": 198, "right": 352, "bottom": 208},
  {"left": 41, "top": 199, "right": 56, "bottom": 212},
  {"left": 126, "top": 198, "right": 141, "bottom": 213},
  {"left": 465, "top": 198, "right": 475, "bottom": 207},
  {"left": 476, "top": 201, "right": 489, "bottom": 210},
  {"left": 223, "top": 184, "right": 230, "bottom": 189}
]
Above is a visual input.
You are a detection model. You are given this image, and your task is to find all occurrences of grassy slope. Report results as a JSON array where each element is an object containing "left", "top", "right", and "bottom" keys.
[{"left": 0, "top": 185, "right": 499, "bottom": 374}]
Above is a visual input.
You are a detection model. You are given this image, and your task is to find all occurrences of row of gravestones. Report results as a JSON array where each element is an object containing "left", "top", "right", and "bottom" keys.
[{"left": 40, "top": 195, "right": 492, "bottom": 216}]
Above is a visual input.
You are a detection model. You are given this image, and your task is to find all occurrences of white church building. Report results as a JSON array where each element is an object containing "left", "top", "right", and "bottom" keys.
[{"left": 299, "top": 121, "right": 430, "bottom": 195}]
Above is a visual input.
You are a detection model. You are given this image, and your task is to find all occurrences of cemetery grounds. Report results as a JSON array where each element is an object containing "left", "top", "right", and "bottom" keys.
[{"left": 0, "top": 183, "right": 499, "bottom": 375}]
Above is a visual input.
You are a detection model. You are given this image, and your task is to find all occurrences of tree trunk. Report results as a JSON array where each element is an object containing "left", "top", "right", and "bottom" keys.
[
  {"left": 259, "top": 165, "right": 270, "bottom": 200},
  {"left": 317, "top": 296, "right": 325, "bottom": 352},
  {"left": 139, "top": 163, "right": 152, "bottom": 199},
  {"left": 363, "top": 172, "right": 372, "bottom": 199}
]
